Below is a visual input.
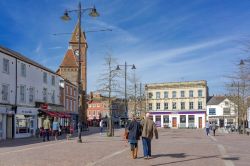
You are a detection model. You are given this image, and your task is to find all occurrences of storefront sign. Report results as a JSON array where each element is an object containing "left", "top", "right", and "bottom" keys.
[{"left": 16, "top": 107, "right": 38, "bottom": 115}]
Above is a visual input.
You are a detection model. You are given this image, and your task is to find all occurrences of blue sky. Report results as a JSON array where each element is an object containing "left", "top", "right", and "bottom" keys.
[{"left": 1, "top": 0, "right": 250, "bottom": 95}]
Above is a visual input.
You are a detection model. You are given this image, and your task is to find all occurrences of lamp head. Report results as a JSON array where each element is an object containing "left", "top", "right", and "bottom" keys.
[
  {"left": 61, "top": 10, "right": 71, "bottom": 21},
  {"left": 116, "top": 65, "right": 121, "bottom": 70},
  {"left": 131, "top": 64, "right": 136, "bottom": 70},
  {"left": 239, "top": 59, "right": 245, "bottom": 66},
  {"left": 89, "top": 6, "right": 100, "bottom": 17}
]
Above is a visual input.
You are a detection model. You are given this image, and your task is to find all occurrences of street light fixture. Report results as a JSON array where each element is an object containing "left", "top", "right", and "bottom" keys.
[
  {"left": 61, "top": 2, "right": 99, "bottom": 143},
  {"left": 116, "top": 62, "right": 136, "bottom": 125}
]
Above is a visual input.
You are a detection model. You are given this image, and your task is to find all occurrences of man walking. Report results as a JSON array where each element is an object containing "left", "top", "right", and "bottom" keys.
[
  {"left": 212, "top": 122, "right": 217, "bottom": 136},
  {"left": 99, "top": 119, "right": 103, "bottom": 135},
  {"left": 205, "top": 120, "right": 210, "bottom": 136},
  {"left": 43, "top": 116, "right": 51, "bottom": 142},
  {"left": 141, "top": 113, "right": 158, "bottom": 159}
]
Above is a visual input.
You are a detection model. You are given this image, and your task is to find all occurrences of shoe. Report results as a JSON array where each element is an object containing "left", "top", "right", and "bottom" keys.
[
  {"left": 147, "top": 156, "right": 153, "bottom": 159},
  {"left": 144, "top": 156, "right": 148, "bottom": 160}
]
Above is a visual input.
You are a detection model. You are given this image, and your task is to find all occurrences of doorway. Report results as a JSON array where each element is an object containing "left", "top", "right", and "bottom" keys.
[
  {"left": 172, "top": 117, "right": 177, "bottom": 127},
  {"left": 198, "top": 117, "right": 202, "bottom": 128},
  {"left": 6, "top": 115, "right": 13, "bottom": 139}
]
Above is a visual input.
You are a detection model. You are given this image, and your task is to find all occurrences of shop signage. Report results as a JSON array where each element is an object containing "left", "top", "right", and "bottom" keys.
[{"left": 16, "top": 107, "right": 38, "bottom": 115}]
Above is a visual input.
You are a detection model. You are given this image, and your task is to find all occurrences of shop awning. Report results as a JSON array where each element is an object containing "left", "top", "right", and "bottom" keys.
[
  {"left": 56, "top": 112, "right": 71, "bottom": 118},
  {"left": 38, "top": 109, "right": 59, "bottom": 117}
]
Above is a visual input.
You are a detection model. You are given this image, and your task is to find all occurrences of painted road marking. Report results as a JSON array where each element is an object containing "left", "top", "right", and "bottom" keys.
[{"left": 85, "top": 148, "right": 129, "bottom": 166}]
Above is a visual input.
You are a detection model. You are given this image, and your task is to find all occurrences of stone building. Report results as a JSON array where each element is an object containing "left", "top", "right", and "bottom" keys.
[{"left": 145, "top": 80, "right": 208, "bottom": 128}]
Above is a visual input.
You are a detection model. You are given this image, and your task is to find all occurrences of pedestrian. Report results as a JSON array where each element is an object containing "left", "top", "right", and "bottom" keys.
[
  {"left": 212, "top": 122, "right": 217, "bottom": 136},
  {"left": 127, "top": 114, "right": 142, "bottom": 159},
  {"left": 43, "top": 116, "right": 51, "bottom": 142},
  {"left": 205, "top": 120, "right": 210, "bottom": 136},
  {"left": 141, "top": 113, "right": 158, "bottom": 159},
  {"left": 99, "top": 119, "right": 103, "bottom": 135},
  {"left": 52, "top": 117, "right": 59, "bottom": 141}
]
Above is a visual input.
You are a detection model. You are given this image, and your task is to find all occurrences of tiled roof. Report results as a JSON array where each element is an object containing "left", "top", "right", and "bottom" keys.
[
  {"left": 0, "top": 45, "right": 56, "bottom": 74},
  {"left": 207, "top": 96, "right": 226, "bottom": 105},
  {"left": 59, "top": 49, "right": 78, "bottom": 67}
]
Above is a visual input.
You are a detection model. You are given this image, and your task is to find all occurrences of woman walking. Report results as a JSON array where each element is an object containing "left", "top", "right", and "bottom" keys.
[
  {"left": 127, "top": 115, "right": 142, "bottom": 159},
  {"left": 52, "top": 117, "right": 59, "bottom": 141}
]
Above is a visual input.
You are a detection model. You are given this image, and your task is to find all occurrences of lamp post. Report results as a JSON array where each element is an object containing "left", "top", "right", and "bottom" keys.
[
  {"left": 116, "top": 62, "right": 136, "bottom": 124},
  {"left": 61, "top": 2, "right": 99, "bottom": 143}
]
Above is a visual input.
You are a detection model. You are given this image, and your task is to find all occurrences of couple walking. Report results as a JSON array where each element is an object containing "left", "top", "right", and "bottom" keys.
[{"left": 127, "top": 113, "right": 158, "bottom": 159}]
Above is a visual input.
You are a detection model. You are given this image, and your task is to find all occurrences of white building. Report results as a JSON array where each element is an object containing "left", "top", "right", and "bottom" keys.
[
  {"left": 145, "top": 81, "right": 208, "bottom": 128},
  {"left": 0, "top": 46, "right": 62, "bottom": 139},
  {"left": 207, "top": 96, "right": 237, "bottom": 127}
]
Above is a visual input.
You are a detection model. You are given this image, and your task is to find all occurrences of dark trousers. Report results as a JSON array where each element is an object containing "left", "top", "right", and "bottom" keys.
[
  {"left": 43, "top": 129, "right": 50, "bottom": 141},
  {"left": 142, "top": 137, "right": 151, "bottom": 157},
  {"left": 213, "top": 129, "right": 216, "bottom": 136}
]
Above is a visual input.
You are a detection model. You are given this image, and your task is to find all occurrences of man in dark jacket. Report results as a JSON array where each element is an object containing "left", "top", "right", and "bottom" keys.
[{"left": 141, "top": 113, "right": 158, "bottom": 159}]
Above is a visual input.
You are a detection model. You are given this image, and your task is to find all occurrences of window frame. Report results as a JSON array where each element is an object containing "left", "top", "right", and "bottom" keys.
[
  {"left": 21, "top": 63, "right": 26, "bottom": 77},
  {"left": 2, "top": 58, "right": 9, "bottom": 74}
]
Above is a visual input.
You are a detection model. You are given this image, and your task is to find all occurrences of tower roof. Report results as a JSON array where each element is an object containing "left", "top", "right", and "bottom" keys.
[
  {"left": 59, "top": 49, "right": 78, "bottom": 68},
  {"left": 69, "top": 21, "right": 87, "bottom": 45}
]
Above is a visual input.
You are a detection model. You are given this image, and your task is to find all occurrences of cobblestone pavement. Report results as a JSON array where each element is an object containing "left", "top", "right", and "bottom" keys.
[{"left": 0, "top": 128, "right": 248, "bottom": 166}]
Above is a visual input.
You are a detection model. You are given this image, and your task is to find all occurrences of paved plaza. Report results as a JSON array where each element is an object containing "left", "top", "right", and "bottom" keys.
[{"left": 0, "top": 128, "right": 249, "bottom": 166}]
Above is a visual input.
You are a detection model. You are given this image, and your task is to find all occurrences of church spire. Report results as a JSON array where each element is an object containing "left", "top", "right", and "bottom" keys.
[{"left": 69, "top": 21, "right": 87, "bottom": 45}]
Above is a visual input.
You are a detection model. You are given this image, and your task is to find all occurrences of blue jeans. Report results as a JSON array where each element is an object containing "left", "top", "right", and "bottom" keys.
[
  {"left": 206, "top": 128, "right": 210, "bottom": 135},
  {"left": 43, "top": 129, "right": 50, "bottom": 141},
  {"left": 142, "top": 137, "right": 151, "bottom": 157},
  {"left": 100, "top": 127, "right": 103, "bottom": 133}
]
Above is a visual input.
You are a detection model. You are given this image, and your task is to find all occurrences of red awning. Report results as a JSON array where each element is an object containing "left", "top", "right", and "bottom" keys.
[
  {"left": 56, "top": 112, "right": 71, "bottom": 118},
  {"left": 39, "top": 109, "right": 59, "bottom": 117}
]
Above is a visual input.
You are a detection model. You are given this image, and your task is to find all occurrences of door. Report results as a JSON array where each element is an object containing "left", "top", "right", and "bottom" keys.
[
  {"left": 172, "top": 117, "right": 177, "bottom": 127},
  {"left": 198, "top": 117, "right": 202, "bottom": 128},
  {"left": 6, "top": 115, "right": 13, "bottom": 139}
]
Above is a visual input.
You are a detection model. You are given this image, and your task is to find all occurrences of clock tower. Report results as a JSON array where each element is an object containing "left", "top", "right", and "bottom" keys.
[{"left": 57, "top": 21, "right": 88, "bottom": 123}]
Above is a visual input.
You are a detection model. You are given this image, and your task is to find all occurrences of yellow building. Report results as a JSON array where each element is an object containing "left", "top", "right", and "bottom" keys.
[{"left": 145, "top": 80, "right": 208, "bottom": 128}]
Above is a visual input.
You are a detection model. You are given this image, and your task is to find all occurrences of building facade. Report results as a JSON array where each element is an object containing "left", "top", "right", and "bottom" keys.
[
  {"left": 207, "top": 96, "right": 237, "bottom": 128},
  {"left": 145, "top": 80, "right": 208, "bottom": 128},
  {"left": 0, "top": 46, "right": 62, "bottom": 139}
]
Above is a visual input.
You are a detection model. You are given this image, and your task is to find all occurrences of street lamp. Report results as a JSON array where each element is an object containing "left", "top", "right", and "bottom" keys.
[
  {"left": 116, "top": 62, "right": 136, "bottom": 124},
  {"left": 61, "top": 2, "right": 99, "bottom": 143}
]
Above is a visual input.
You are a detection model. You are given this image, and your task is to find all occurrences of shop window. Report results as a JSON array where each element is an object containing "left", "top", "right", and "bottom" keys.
[
  {"left": 188, "top": 115, "right": 195, "bottom": 128},
  {"left": 180, "top": 115, "right": 186, "bottom": 123},
  {"left": 0, "top": 114, "right": 3, "bottom": 137},
  {"left": 16, "top": 115, "right": 35, "bottom": 135},
  {"left": 163, "top": 115, "right": 169, "bottom": 123}
]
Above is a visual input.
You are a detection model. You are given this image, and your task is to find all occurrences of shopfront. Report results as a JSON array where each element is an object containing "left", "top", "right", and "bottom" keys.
[
  {"left": 15, "top": 107, "right": 38, "bottom": 138},
  {"left": 0, "top": 106, "right": 6, "bottom": 140}
]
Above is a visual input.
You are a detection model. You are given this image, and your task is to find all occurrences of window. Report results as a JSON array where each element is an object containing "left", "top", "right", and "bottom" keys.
[
  {"left": 21, "top": 63, "right": 26, "bottom": 77},
  {"left": 3, "top": 58, "right": 9, "bottom": 74},
  {"left": 29, "top": 87, "right": 34, "bottom": 103},
  {"left": 223, "top": 108, "right": 230, "bottom": 115},
  {"left": 163, "top": 115, "right": 169, "bottom": 123},
  {"left": 1, "top": 84, "right": 9, "bottom": 101},
  {"left": 181, "top": 102, "right": 185, "bottom": 110},
  {"left": 69, "top": 87, "right": 72, "bottom": 96},
  {"left": 225, "top": 101, "right": 229, "bottom": 106},
  {"left": 188, "top": 115, "right": 194, "bottom": 123},
  {"left": 156, "top": 103, "right": 160, "bottom": 110},
  {"left": 148, "top": 92, "right": 153, "bottom": 99},
  {"left": 180, "top": 115, "right": 186, "bottom": 123},
  {"left": 43, "top": 88, "right": 47, "bottom": 102},
  {"left": 51, "top": 90, "right": 55, "bottom": 104},
  {"left": 66, "top": 86, "right": 68, "bottom": 95},
  {"left": 181, "top": 91, "right": 185, "bottom": 98},
  {"left": 65, "top": 99, "right": 68, "bottom": 110},
  {"left": 74, "top": 88, "right": 76, "bottom": 96},
  {"left": 209, "top": 108, "right": 216, "bottom": 115},
  {"left": 164, "top": 102, "right": 168, "bottom": 110},
  {"left": 172, "top": 91, "right": 176, "bottom": 98},
  {"left": 20, "top": 85, "right": 26, "bottom": 103},
  {"left": 164, "top": 91, "right": 168, "bottom": 98},
  {"left": 198, "top": 90, "right": 202, "bottom": 97},
  {"left": 148, "top": 103, "right": 152, "bottom": 110},
  {"left": 72, "top": 101, "right": 75, "bottom": 112},
  {"left": 51, "top": 75, "right": 55, "bottom": 86},
  {"left": 69, "top": 99, "right": 71, "bottom": 111},
  {"left": 189, "top": 102, "right": 193, "bottom": 109},
  {"left": 156, "top": 92, "right": 160, "bottom": 99},
  {"left": 198, "top": 101, "right": 202, "bottom": 109},
  {"left": 172, "top": 102, "right": 176, "bottom": 110},
  {"left": 43, "top": 72, "right": 47, "bottom": 84},
  {"left": 93, "top": 111, "right": 96, "bottom": 116},
  {"left": 189, "top": 90, "right": 193, "bottom": 97}
]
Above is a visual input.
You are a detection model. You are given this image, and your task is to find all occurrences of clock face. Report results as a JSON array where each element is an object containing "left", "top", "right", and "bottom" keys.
[{"left": 74, "top": 49, "right": 79, "bottom": 56}]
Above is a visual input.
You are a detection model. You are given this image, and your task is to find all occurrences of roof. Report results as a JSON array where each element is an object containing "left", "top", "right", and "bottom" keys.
[
  {"left": 69, "top": 21, "right": 87, "bottom": 45},
  {"left": 59, "top": 49, "right": 78, "bottom": 67},
  {"left": 0, "top": 45, "right": 56, "bottom": 74},
  {"left": 207, "top": 96, "right": 226, "bottom": 105}
]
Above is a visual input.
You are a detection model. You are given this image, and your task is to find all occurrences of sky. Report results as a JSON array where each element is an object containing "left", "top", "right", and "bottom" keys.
[{"left": 1, "top": 0, "right": 250, "bottom": 96}]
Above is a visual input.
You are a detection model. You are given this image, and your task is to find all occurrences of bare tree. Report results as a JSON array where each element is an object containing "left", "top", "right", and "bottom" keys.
[{"left": 97, "top": 53, "right": 120, "bottom": 136}]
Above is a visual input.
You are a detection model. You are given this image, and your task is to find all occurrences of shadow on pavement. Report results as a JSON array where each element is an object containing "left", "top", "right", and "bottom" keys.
[
  {"left": 0, "top": 127, "right": 110, "bottom": 148},
  {"left": 152, "top": 153, "right": 187, "bottom": 159},
  {"left": 222, "top": 157, "right": 240, "bottom": 161},
  {"left": 151, "top": 155, "right": 220, "bottom": 166}
]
